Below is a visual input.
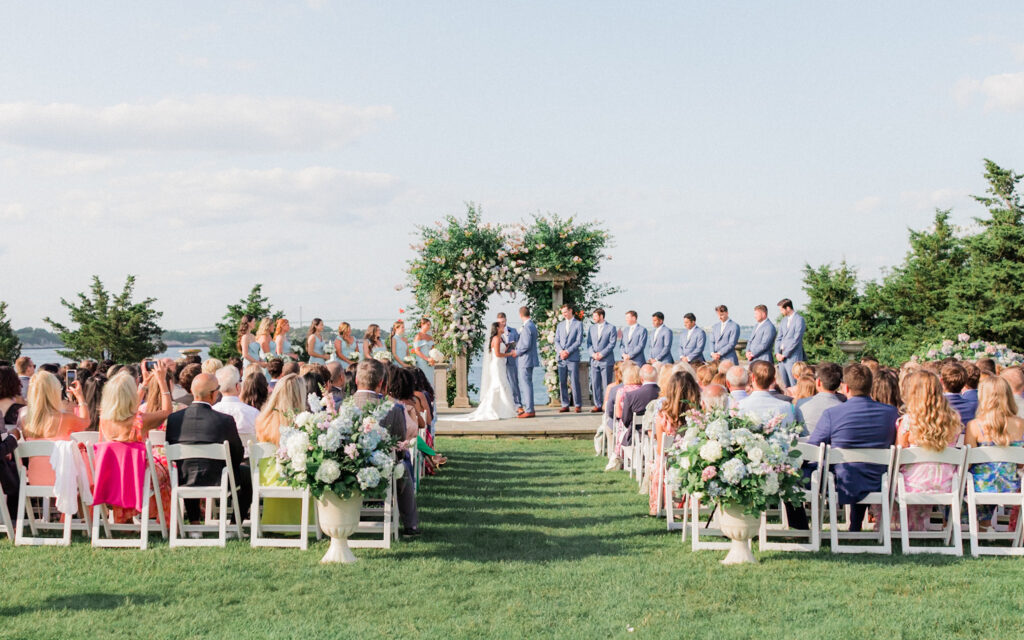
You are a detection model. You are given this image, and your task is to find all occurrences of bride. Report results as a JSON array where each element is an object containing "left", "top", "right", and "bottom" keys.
[{"left": 447, "top": 322, "right": 519, "bottom": 421}]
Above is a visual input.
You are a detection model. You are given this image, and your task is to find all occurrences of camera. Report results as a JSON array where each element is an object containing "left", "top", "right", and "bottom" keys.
[
  {"left": 145, "top": 360, "right": 157, "bottom": 371},
  {"left": 66, "top": 369, "right": 76, "bottom": 384}
]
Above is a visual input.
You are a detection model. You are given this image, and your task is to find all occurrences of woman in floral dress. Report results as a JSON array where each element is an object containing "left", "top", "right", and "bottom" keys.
[{"left": 965, "top": 375, "right": 1024, "bottom": 530}]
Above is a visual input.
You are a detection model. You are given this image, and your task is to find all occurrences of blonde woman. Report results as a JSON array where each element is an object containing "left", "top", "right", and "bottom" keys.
[
  {"left": 334, "top": 322, "right": 357, "bottom": 370},
  {"left": 19, "top": 371, "right": 90, "bottom": 486},
  {"left": 965, "top": 376, "right": 1024, "bottom": 530},
  {"left": 362, "top": 324, "right": 384, "bottom": 361},
  {"left": 786, "top": 362, "right": 810, "bottom": 396},
  {"left": 895, "top": 371, "right": 962, "bottom": 530},
  {"left": 254, "top": 374, "right": 308, "bottom": 525},
  {"left": 201, "top": 358, "right": 223, "bottom": 376},
  {"left": 255, "top": 318, "right": 275, "bottom": 358},
  {"left": 792, "top": 375, "right": 817, "bottom": 405}
]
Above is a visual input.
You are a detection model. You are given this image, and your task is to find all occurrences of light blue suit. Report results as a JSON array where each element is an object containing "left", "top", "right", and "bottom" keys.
[
  {"left": 555, "top": 318, "right": 583, "bottom": 408},
  {"left": 747, "top": 319, "right": 777, "bottom": 363},
  {"left": 516, "top": 320, "right": 540, "bottom": 413},
  {"left": 503, "top": 326, "right": 521, "bottom": 408},
  {"left": 776, "top": 312, "right": 807, "bottom": 388},
  {"left": 680, "top": 326, "right": 706, "bottom": 363},
  {"left": 587, "top": 322, "right": 616, "bottom": 407},
  {"left": 711, "top": 319, "right": 740, "bottom": 365},
  {"left": 620, "top": 324, "right": 648, "bottom": 365},
  {"left": 649, "top": 325, "right": 674, "bottom": 364}
]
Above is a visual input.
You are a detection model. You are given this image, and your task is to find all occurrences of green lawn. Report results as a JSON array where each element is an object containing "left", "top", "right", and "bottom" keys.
[{"left": 2, "top": 437, "right": 1023, "bottom": 639}]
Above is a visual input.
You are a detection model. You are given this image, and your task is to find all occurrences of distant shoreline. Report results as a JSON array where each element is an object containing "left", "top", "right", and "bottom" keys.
[{"left": 21, "top": 341, "right": 214, "bottom": 350}]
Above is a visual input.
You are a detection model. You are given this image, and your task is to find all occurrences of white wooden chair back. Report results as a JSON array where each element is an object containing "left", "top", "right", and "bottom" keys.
[
  {"left": 165, "top": 441, "right": 243, "bottom": 547},
  {"left": 892, "top": 446, "right": 967, "bottom": 556},
  {"left": 658, "top": 432, "right": 686, "bottom": 533},
  {"left": 147, "top": 430, "right": 166, "bottom": 446},
  {"left": 349, "top": 477, "right": 397, "bottom": 549},
  {"left": 825, "top": 445, "right": 895, "bottom": 554},
  {"left": 13, "top": 440, "right": 93, "bottom": 546},
  {"left": 759, "top": 442, "right": 826, "bottom": 552},
  {"left": 963, "top": 445, "right": 1024, "bottom": 556},
  {"left": 248, "top": 441, "right": 320, "bottom": 550},
  {"left": 70, "top": 431, "right": 101, "bottom": 481}
]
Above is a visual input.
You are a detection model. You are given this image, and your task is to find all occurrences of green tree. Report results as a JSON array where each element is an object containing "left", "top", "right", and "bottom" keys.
[
  {"left": 948, "top": 159, "right": 1024, "bottom": 346},
  {"left": 44, "top": 275, "right": 165, "bottom": 362},
  {"left": 800, "top": 261, "right": 870, "bottom": 362},
  {"left": 209, "top": 284, "right": 280, "bottom": 361},
  {"left": 0, "top": 301, "right": 21, "bottom": 361}
]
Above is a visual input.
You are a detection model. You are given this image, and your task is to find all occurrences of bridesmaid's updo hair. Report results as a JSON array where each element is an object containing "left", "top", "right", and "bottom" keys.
[
  {"left": 366, "top": 324, "right": 381, "bottom": 345},
  {"left": 337, "top": 321, "right": 351, "bottom": 337},
  {"left": 274, "top": 318, "right": 290, "bottom": 340},
  {"left": 306, "top": 318, "right": 323, "bottom": 337}
]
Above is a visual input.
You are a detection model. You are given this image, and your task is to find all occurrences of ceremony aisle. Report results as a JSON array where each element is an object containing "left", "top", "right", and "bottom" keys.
[{"left": 2, "top": 439, "right": 1023, "bottom": 639}]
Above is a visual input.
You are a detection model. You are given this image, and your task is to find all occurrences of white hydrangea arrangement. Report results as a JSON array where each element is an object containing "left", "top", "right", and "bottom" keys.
[
  {"left": 275, "top": 393, "right": 403, "bottom": 500},
  {"left": 665, "top": 409, "right": 805, "bottom": 515}
]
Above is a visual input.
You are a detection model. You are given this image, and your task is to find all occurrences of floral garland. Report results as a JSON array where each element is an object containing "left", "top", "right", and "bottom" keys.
[{"left": 913, "top": 333, "right": 1024, "bottom": 367}]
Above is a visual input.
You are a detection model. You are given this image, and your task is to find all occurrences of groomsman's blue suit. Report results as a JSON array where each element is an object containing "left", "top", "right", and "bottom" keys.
[
  {"left": 679, "top": 326, "right": 706, "bottom": 363},
  {"left": 555, "top": 317, "right": 584, "bottom": 408},
  {"left": 620, "top": 324, "right": 648, "bottom": 365},
  {"left": 587, "top": 322, "right": 617, "bottom": 407},
  {"left": 503, "top": 325, "right": 521, "bottom": 409},
  {"left": 649, "top": 325, "right": 674, "bottom": 364},
  {"left": 747, "top": 320, "right": 777, "bottom": 363},
  {"left": 776, "top": 312, "right": 807, "bottom": 388},
  {"left": 516, "top": 319, "right": 540, "bottom": 413},
  {"left": 710, "top": 319, "right": 741, "bottom": 365}
]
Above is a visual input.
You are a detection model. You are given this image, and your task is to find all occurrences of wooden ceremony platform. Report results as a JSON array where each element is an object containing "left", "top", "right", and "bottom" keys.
[{"left": 435, "top": 405, "right": 599, "bottom": 438}]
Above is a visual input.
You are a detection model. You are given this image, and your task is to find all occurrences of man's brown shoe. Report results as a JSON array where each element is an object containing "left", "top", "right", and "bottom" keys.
[
  {"left": 558, "top": 407, "right": 570, "bottom": 413},
  {"left": 590, "top": 407, "right": 602, "bottom": 413},
  {"left": 516, "top": 407, "right": 525, "bottom": 415},
  {"left": 518, "top": 412, "right": 536, "bottom": 419},
  {"left": 574, "top": 407, "right": 582, "bottom": 413}
]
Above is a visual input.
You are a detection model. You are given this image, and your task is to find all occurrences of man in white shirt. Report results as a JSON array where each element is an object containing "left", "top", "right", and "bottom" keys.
[
  {"left": 212, "top": 365, "right": 259, "bottom": 438},
  {"left": 738, "top": 361, "right": 802, "bottom": 429}
]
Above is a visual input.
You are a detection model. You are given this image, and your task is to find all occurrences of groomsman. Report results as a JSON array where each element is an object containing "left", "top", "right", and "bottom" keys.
[
  {"left": 497, "top": 312, "right": 521, "bottom": 411},
  {"left": 745, "top": 304, "right": 777, "bottom": 363},
  {"left": 679, "top": 313, "right": 706, "bottom": 364},
  {"left": 587, "top": 308, "right": 616, "bottom": 412},
  {"left": 555, "top": 304, "right": 583, "bottom": 413},
  {"left": 648, "top": 312, "right": 674, "bottom": 364},
  {"left": 775, "top": 298, "right": 806, "bottom": 388},
  {"left": 620, "top": 310, "right": 648, "bottom": 366},
  {"left": 710, "top": 305, "right": 740, "bottom": 365}
]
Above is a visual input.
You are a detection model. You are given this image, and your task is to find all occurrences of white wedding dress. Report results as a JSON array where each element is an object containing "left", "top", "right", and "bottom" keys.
[{"left": 447, "top": 337, "right": 519, "bottom": 421}]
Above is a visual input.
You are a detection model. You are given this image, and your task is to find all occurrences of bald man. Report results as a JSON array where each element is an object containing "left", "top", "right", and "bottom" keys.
[{"left": 166, "top": 372, "right": 251, "bottom": 525}]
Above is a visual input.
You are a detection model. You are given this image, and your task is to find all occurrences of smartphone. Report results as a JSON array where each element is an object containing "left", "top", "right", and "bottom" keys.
[
  {"left": 66, "top": 369, "right": 76, "bottom": 384},
  {"left": 146, "top": 360, "right": 157, "bottom": 371}
]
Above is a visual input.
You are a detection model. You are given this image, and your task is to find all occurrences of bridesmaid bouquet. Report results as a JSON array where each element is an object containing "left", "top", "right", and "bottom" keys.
[
  {"left": 372, "top": 350, "right": 392, "bottom": 363},
  {"left": 348, "top": 351, "right": 361, "bottom": 362},
  {"left": 403, "top": 355, "right": 417, "bottom": 367},
  {"left": 275, "top": 396, "right": 402, "bottom": 500}
]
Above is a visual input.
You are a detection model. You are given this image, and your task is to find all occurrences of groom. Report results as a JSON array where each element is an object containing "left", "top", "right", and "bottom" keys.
[
  {"left": 497, "top": 312, "right": 522, "bottom": 412},
  {"left": 555, "top": 303, "right": 583, "bottom": 413},
  {"left": 513, "top": 306, "right": 539, "bottom": 419}
]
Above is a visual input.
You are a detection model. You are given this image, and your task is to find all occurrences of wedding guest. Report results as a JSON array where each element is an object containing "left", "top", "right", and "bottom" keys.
[
  {"left": 895, "top": 370, "right": 962, "bottom": 530},
  {"left": 19, "top": 371, "right": 90, "bottom": 486},
  {"left": 792, "top": 375, "right": 817, "bottom": 405},
  {"left": 266, "top": 358, "right": 284, "bottom": 390},
  {"left": 617, "top": 310, "right": 647, "bottom": 367},
  {"left": 621, "top": 365, "right": 660, "bottom": 445},
  {"left": 239, "top": 314, "right": 262, "bottom": 369},
  {"left": 325, "top": 362, "right": 346, "bottom": 407},
  {"left": 701, "top": 384, "right": 730, "bottom": 411},
  {"left": 303, "top": 369, "right": 327, "bottom": 404},
  {"left": 679, "top": 313, "right": 705, "bottom": 364},
  {"left": 387, "top": 367, "right": 446, "bottom": 469},
  {"left": 0, "top": 425, "right": 16, "bottom": 520},
  {"left": 695, "top": 364, "right": 715, "bottom": 389},
  {"left": 282, "top": 361, "right": 300, "bottom": 377},
  {"left": 717, "top": 360, "right": 734, "bottom": 375},
  {"left": 977, "top": 358, "right": 997, "bottom": 377},
  {"left": 607, "top": 365, "right": 641, "bottom": 471},
  {"left": 166, "top": 373, "right": 251, "bottom": 524},
  {"left": 602, "top": 362, "right": 626, "bottom": 471},
  {"left": 649, "top": 370, "right": 701, "bottom": 515},
  {"left": 860, "top": 356, "right": 881, "bottom": 379},
  {"left": 710, "top": 305, "right": 740, "bottom": 365},
  {"left": 739, "top": 361, "right": 802, "bottom": 430},
  {"left": 725, "top": 366, "right": 749, "bottom": 406},
  {"left": 274, "top": 318, "right": 299, "bottom": 360},
  {"left": 962, "top": 362, "right": 981, "bottom": 417},
  {"left": 796, "top": 362, "right": 843, "bottom": 433},
  {"left": 201, "top": 358, "right": 223, "bottom": 376},
  {"left": 871, "top": 368, "right": 902, "bottom": 410},
  {"left": 587, "top": 308, "right": 616, "bottom": 413},
  {"left": 940, "top": 362, "right": 974, "bottom": 425},
  {"left": 335, "top": 322, "right": 358, "bottom": 370},
  {"left": 745, "top": 305, "right": 777, "bottom": 363},
  {"left": 240, "top": 370, "right": 268, "bottom": 411},
  {"left": 965, "top": 376, "right": 1024, "bottom": 530},
  {"left": 212, "top": 366, "right": 259, "bottom": 438},
  {"left": 808, "top": 363, "right": 898, "bottom": 531},
  {"left": 648, "top": 312, "right": 674, "bottom": 365},
  {"left": 785, "top": 362, "right": 811, "bottom": 396},
  {"left": 362, "top": 324, "right": 385, "bottom": 361},
  {"left": 710, "top": 372, "right": 729, "bottom": 388},
  {"left": 15, "top": 356, "right": 34, "bottom": 397},
  {"left": 774, "top": 298, "right": 806, "bottom": 388},
  {"left": 176, "top": 364, "right": 201, "bottom": 406},
  {"left": 0, "top": 366, "right": 26, "bottom": 428},
  {"left": 999, "top": 366, "right": 1024, "bottom": 416},
  {"left": 255, "top": 318, "right": 275, "bottom": 358},
  {"left": 306, "top": 318, "right": 329, "bottom": 364},
  {"left": 411, "top": 318, "right": 436, "bottom": 382},
  {"left": 254, "top": 374, "right": 311, "bottom": 525},
  {"left": 389, "top": 319, "right": 409, "bottom": 364}
]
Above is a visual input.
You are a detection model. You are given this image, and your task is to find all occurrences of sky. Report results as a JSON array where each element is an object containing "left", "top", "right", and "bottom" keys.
[{"left": 2, "top": 2, "right": 1023, "bottom": 331}]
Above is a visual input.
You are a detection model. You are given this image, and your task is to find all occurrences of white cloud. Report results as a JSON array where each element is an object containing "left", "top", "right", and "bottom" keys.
[
  {"left": 953, "top": 72, "right": 1024, "bottom": 112},
  {"left": 0, "top": 96, "right": 394, "bottom": 152},
  {"left": 899, "top": 188, "right": 967, "bottom": 212},
  {"left": 854, "top": 196, "right": 882, "bottom": 213}
]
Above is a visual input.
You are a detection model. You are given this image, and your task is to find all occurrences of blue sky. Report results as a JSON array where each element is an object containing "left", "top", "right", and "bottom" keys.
[{"left": 1, "top": 2, "right": 1022, "bottom": 331}]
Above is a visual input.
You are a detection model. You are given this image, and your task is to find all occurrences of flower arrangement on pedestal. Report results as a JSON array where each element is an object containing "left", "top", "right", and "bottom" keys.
[{"left": 913, "top": 333, "right": 1023, "bottom": 367}]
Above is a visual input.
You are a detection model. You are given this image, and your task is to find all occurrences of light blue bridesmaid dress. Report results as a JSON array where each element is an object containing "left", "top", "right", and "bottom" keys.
[
  {"left": 414, "top": 337, "right": 434, "bottom": 381},
  {"left": 393, "top": 335, "right": 409, "bottom": 364},
  {"left": 308, "top": 335, "right": 327, "bottom": 364},
  {"left": 246, "top": 339, "right": 262, "bottom": 364}
]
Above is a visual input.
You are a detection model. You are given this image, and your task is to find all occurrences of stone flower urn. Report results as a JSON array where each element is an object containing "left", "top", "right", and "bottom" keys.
[
  {"left": 718, "top": 504, "right": 758, "bottom": 565},
  {"left": 734, "top": 339, "right": 749, "bottom": 363},
  {"left": 837, "top": 340, "right": 867, "bottom": 362},
  {"left": 316, "top": 491, "right": 362, "bottom": 564}
]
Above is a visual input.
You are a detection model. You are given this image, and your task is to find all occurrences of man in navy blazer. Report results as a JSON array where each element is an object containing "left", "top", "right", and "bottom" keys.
[
  {"left": 497, "top": 312, "right": 521, "bottom": 412},
  {"left": 745, "top": 304, "right": 776, "bottom": 363},
  {"left": 648, "top": 312, "right": 674, "bottom": 364},
  {"left": 940, "top": 362, "right": 975, "bottom": 426},
  {"left": 620, "top": 310, "right": 648, "bottom": 366},
  {"left": 710, "top": 305, "right": 740, "bottom": 365},
  {"left": 679, "top": 313, "right": 705, "bottom": 364},
  {"left": 808, "top": 363, "right": 897, "bottom": 531},
  {"left": 555, "top": 303, "right": 584, "bottom": 412},
  {"left": 775, "top": 298, "right": 806, "bottom": 388},
  {"left": 621, "top": 365, "right": 660, "bottom": 446},
  {"left": 587, "top": 308, "right": 616, "bottom": 413}
]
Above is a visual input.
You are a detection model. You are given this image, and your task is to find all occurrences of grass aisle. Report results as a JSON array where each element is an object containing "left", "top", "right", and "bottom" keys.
[{"left": 2, "top": 438, "right": 1024, "bottom": 639}]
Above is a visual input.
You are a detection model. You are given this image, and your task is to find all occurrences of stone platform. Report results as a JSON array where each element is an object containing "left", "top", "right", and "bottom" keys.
[{"left": 435, "top": 405, "right": 600, "bottom": 438}]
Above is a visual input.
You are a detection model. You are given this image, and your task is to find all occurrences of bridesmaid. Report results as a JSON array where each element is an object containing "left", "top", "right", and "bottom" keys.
[
  {"left": 390, "top": 319, "right": 410, "bottom": 364},
  {"left": 362, "top": 324, "right": 385, "bottom": 361},
  {"left": 239, "top": 315, "right": 263, "bottom": 368},
  {"left": 306, "top": 318, "right": 329, "bottom": 364},
  {"left": 334, "top": 322, "right": 357, "bottom": 370},
  {"left": 274, "top": 318, "right": 299, "bottom": 360},
  {"left": 255, "top": 318, "right": 275, "bottom": 359},
  {"left": 411, "top": 317, "right": 436, "bottom": 381}
]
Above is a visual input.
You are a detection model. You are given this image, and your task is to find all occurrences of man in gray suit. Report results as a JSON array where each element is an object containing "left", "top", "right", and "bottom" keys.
[
  {"left": 513, "top": 306, "right": 540, "bottom": 418},
  {"left": 554, "top": 304, "right": 584, "bottom": 413},
  {"left": 497, "top": 312, "right": 521, "bottom": 412},
  {"left": 620, "top": 310, "right": 648, "bottom": 366},
  {"left": 587, "top": 308, "right": 616, "bottom": 413},
  {"left": 679, "top": 313, "right": 706, "bottom": 364},
  {"left": 710, "top": 305, "right": 740, "bottom": 365},
  {"left": 648, "top": 312, "right": 674, "bottom": 364},
  {"left": 775, "top": 298, "right": 807, "bottom": 388},
  {"left": 745, "top": 304, "right": 777, "bottom": 363},
  {"left": 796, "top": 361, "right": 845, "bottom": 435}
]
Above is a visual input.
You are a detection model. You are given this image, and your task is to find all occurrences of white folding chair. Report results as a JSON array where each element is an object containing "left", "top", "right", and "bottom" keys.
[
  {"left": 14, "top": 440, "right": 93, "bottom": 546},
  {"left": 148, "top": 430, "right": 167, "bottom": 446},
  {"left": 166, "top": 442, "right": 243, "bottom": 548},
  {"left": 964, "top": 446, "right": 1024, "bottom": 557},
  {"left": 759, "top": 442, "right": 826, "bottom": 552},
  {"left": 0, "top": 471, "right": 14, "bottom": 540},
  {"left": 825, "top": 446, "right": 895, "bottom": 554},
  {"left": 70, "top": 431, "right": 100, "bottom": 470},
  {"left": 892, "top": 446, "right": 967, "bottom": 556},
  {"left": 90, "top": 440, "right": 168, "bottom": 549},
  {"left": 349, "top": 475, "right": 398, "bottom": 549},
  {"left": 656, "top": 433, "right": 687, "bottom": 533},
  {"left": 249, "top": 442, "right": 320, "bottom": 550},
  {"left": 689, "top": 497, "right": 751, "bottom": 551}
]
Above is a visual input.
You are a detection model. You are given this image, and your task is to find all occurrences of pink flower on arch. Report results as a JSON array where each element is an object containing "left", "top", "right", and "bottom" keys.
[{"left": 701, "top": 466, "right": 718, "bottom": 481}]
